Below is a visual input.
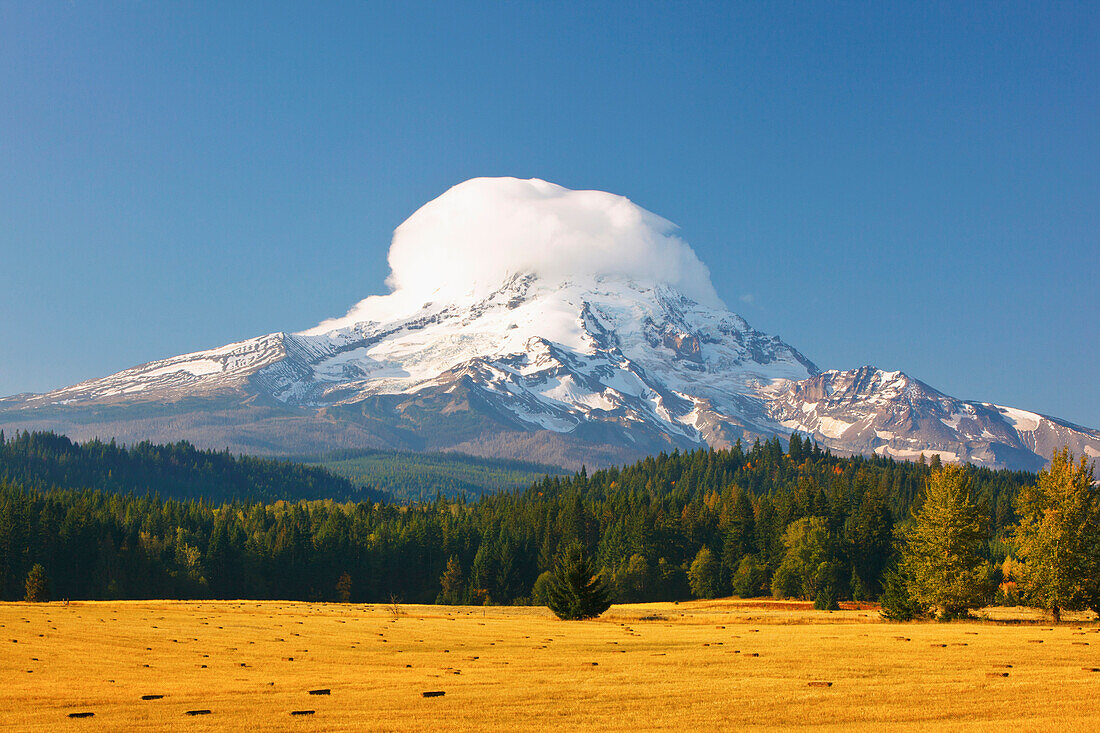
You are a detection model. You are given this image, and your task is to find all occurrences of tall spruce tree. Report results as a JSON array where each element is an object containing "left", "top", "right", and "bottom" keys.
[
  {"left": 898, "top": 466, "right": 988, "bottom": 619},
  {"left": 1012, "top": 449, "right": 1100, "bottom": 621},
  {"left": 546, "top": 544, "right": 611, "bottom": 620},
  {"left": 24, "top": 563, "right": 48, "bottom": 603},
  {"left": 437, "top": 555, "right": 465, "bottom": 605}
]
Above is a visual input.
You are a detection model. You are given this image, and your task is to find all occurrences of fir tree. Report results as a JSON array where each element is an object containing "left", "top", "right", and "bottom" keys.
[
  {"left": 546, "top": 544, "right": 611, "bottom": 620},
  {"left": 437, "top": 555, "right": 465, "bottom": 605},
  {"left": 879, "top": 563, "right": 924, "bottom": 621},
  {"left": 899, "top": 466, "right": 988, "bottom": 619},
  {"left": 335, "top": 571, "right": 353, "bottom": 603},
  {"left": 25, "top": 563, "right": 48, "bottom": 603}
]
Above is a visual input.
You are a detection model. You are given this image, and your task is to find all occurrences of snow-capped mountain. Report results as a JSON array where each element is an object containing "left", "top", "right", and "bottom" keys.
[{"left": 2, "top": 178, "right": 1096, "bottom": 471}]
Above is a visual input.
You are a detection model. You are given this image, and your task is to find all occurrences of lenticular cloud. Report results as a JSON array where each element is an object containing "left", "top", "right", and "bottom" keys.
[{"left": 307, "top": 177, "right": 722, "bottom": 332}]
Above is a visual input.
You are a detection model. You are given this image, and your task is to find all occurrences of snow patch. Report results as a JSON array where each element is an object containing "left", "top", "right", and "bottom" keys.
[
  {"left": 997, "top": 405, "right": 1041, "bottom": 432},
  {"left": 144, "top": 359, "right": 224, "bottom": 377},
  {"left": 816, "top": 416, "right": 855, "bottom": 439}
]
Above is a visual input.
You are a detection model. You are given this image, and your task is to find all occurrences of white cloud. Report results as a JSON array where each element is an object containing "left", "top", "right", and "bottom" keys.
[{"left": 306, "top": 177, "right": 722, "bottom": 333}]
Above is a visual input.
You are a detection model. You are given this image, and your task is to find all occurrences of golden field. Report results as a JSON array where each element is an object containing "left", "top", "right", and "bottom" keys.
[{"left": 1, "top": 599, "right": 1098, "bottom": 731}]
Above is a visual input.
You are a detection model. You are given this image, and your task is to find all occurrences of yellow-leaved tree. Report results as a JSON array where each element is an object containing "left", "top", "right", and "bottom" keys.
[{"left": 1012, "top": 449, "right": 1100, "bottom": 622}]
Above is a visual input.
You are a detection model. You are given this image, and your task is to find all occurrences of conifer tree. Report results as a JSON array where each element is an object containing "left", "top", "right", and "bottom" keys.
[
  {"left": 24, "top": 563, "right": 48, "bottom": 603},
  {"left": 787, "top": 433, "right": 804, "bottom": 463},
  {"left": 437, "top": 555, "right": 465, "bottom": 605},
  {"left": 546, "top": 544, "right": 611, "bottom": 620},
  {"left": 1012, "top": 449, "right": 1100, "bottom": 621},
  {"left": 898, "top": 466, "right": 988, "bottom": 619},
  {"left": 335, "top": 571, "right": 352, "bottom": 603}
]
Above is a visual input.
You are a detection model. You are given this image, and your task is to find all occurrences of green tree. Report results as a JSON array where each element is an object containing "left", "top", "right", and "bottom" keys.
[
  {"left": 899, "top": 466, "right": 988, "bottom": 619},
  {"left": 531, "top": 570, "right": 554, "bottom": 606},
  {"left": 846, "top": 484, "right": 894, "bottom": 597},
  {"left": 611, "top": 554, "right": 651, "bottom": 603},
  {"left": 25, "top": 563, "right": 48, "bottom": 602},
  {"left": 770, "top": 516, "right": 833, "bottom": 601},
  {"left": 436, "top": 555, "right": 465, "bottom": 605},
  {"left": 335, "top": 571, "right": 352, "bottom": 603},
  {"left": 731, "top": 554, "right": 767, "bottom": 598},
  {"left": 688, "top": 547, "right": 721, "bottom": 599},
  {"left": 879, "top": 563, "right": 924, "bottom": 621},
  {"left": 546, "top": 544, "right": 611, "bottom": 620},
  {"left": 1012, "top": 449, "right": 1100, "bottom": 621}
]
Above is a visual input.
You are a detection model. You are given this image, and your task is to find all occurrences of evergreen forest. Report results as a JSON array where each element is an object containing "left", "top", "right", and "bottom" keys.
[{"left": 0, "top": 430, "right": 1041, "bottom": 607}]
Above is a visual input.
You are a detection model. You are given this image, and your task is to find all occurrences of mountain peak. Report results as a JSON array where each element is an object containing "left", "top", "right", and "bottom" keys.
[{"left": 2, "top": 178, "right": 1096, "bottom": 472}]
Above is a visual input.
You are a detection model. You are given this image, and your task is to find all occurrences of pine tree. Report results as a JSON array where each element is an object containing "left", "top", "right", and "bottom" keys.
[
  {"left": 879, "top": 563, "right": 924, "bottom": 621},
  {"left": 546, "top": 544, "right": 611, "bottom": 620},
  {"left": 25, "top": 563, "right": 48, "bottom": 603},
  {"left": 787, "top": 433, "right": 804, "bottom": 463},
  {"left": 898, "top": 466, "right": 988, "bottom": 619},
  {"left": 1012, "top": 449, "right": 1100, "bottom": 621},
  {"left": 437, "top": 555, "right": 465, "bottom": 605},
  {"left": 335, "top": 571, "right": 353, "bottom": 603}
]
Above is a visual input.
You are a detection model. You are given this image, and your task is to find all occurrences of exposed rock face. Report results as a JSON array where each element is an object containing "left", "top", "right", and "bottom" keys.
[{"left": 763, "top": 366, "right": 1099, "bottom": 472}]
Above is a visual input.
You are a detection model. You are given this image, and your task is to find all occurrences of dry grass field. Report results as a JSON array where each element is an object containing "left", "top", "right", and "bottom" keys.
[{"left": 2, "top": 598, "right": 1098, "bottom": 731}]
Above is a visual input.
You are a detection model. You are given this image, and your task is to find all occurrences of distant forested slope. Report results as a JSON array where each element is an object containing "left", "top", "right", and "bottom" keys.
[
  {"left": 309, "top": 449, "right": 569, "bottom": 500},
  {"left": 0, "top": 430, "right": 386, "bottom": 504}
]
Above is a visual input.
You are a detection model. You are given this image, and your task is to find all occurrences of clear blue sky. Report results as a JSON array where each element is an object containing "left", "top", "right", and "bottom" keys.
[{"left": 1, "top": 2, "right": 1097, "bottom": 427}]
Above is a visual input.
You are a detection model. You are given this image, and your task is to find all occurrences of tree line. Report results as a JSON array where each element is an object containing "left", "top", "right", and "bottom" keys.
[
  {"left": 4, "top": 430, "right": 1061, "bottom": 613},
  {"left": 0, "top": 430, "right": 385, "bottom": 504},
  {"left": 309, "top": 448, "right": 567, "bottom": 501}
]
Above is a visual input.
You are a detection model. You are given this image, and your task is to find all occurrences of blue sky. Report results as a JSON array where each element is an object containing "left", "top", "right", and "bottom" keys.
[{"left": 1, "top": 2, "right": 1097, "bottom": 427}]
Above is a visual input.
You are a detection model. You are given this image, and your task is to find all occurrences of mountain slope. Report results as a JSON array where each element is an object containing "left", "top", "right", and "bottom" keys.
[
  {"left": 2, "top": 177, "right": 1096, "bottom": 471},
  {"left": 0, "top": 430, "right": 386, "bottom": 504},
  {"left": 764, "top": 366, "right": 1100, "bottom": 472},
  {"left": 0, "top": 273, "right": 821, "bottom": 467}
]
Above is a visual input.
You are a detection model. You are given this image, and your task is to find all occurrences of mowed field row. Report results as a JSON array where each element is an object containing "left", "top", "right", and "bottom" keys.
[{"left": 1, "top": 599, "right": 1098, "bottom": 731}]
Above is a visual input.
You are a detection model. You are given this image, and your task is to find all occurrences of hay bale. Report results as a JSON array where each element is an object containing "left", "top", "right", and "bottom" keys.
[
  {"left": 290, "top": 710, "right": 315, "bottom": 716},
  {"left": 422, "top": 691, "right": 446, "bottom": 698},
  {"left": 185, "top": 710, "right": 212, "bottom": 716},
  {"left": 67, "top": 712, "right": 94, "bottom": 718},
  {"left": 141, "top": 695, "right": 164, "bottom": 700},
  {"left": 308, "top": 689, "right": 330, "bottom": 696},
  {"left": 807, "top": 681, "right": 832, "bottom": 687}
]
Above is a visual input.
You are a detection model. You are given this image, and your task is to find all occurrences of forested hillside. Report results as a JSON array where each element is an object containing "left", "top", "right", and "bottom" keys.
[
  {"left": 0, "top": 433, "right": 1036, "bottom": 604},
  {"left": 311, "top": 449, "right": 568, "bottom": 500},
  {"left": 0, "top": 431, "right": 386, "bottom": 504}
]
